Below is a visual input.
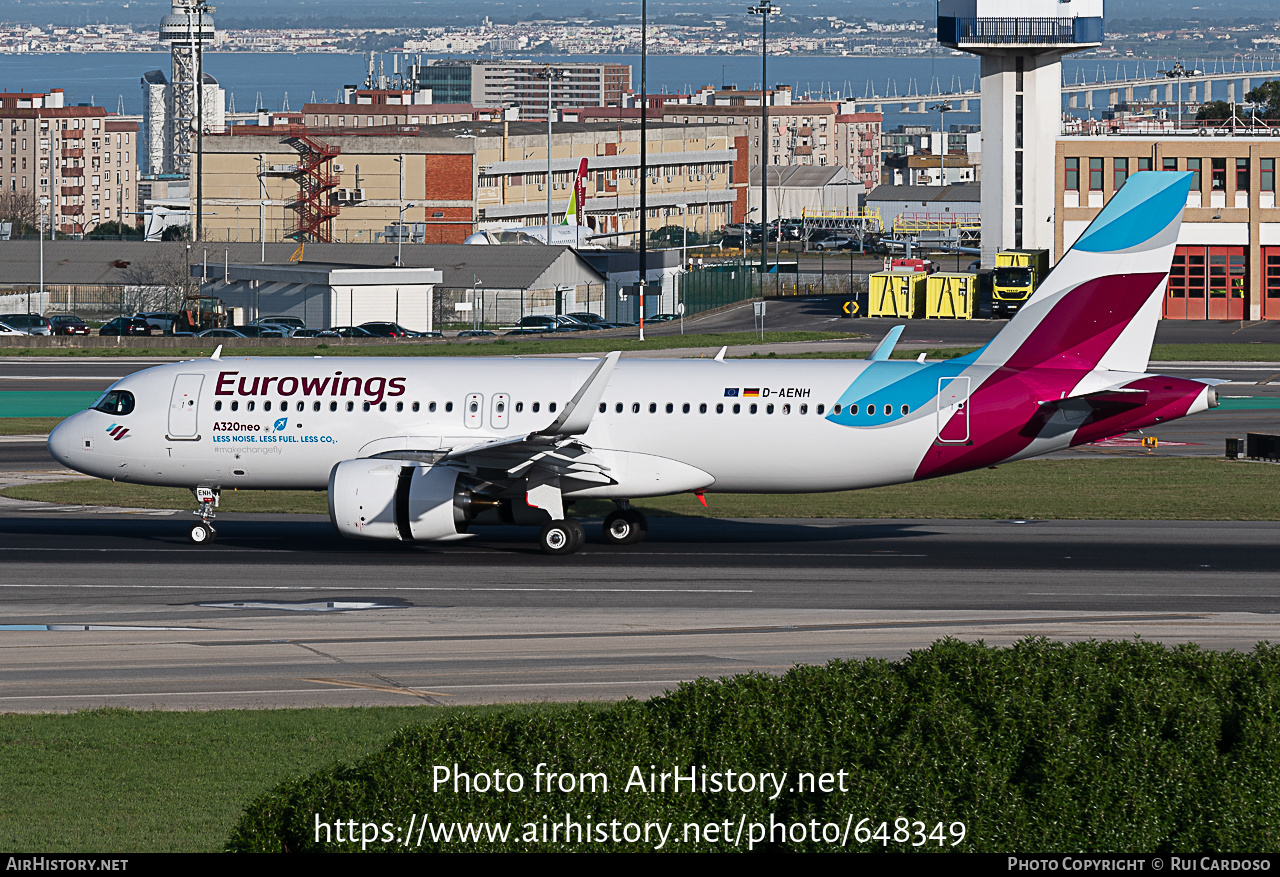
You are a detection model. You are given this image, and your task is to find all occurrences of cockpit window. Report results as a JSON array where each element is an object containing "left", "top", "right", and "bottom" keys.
[{"left": 93, "top": 390, "right": 135, "bottom": 416}]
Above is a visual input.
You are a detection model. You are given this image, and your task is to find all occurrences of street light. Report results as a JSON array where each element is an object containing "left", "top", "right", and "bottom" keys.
[
  {"left": 38, "top": 196, "right": 49, "bottom": 313},
  {"left": 928, "top": 102, "right": 952, "bottom": 185},
  {"left": 533, "top": 66, "right": 566, "bottom": 240},
  {"left": 748, "top": 0, "right": 780, "bottom": 280},
  {"left": 395, "top": 201, "right": 416, "bottom": 267}
]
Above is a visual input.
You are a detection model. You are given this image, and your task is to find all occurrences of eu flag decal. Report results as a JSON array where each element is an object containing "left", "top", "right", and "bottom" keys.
[{"left": 724, "top": 388, "right": 739, "bottom": 397}]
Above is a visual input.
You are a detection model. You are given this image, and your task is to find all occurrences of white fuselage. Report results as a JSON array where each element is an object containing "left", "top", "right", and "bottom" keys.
[{"left": 48, "top": 354, "right": 1208, "bottom": 501}]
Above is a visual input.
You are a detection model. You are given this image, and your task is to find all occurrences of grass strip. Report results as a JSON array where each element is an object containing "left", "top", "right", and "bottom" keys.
[
  {"left": 0, "top": 704, "right": 577, "bottom": 853},
  {"left": 0, "top": 417, "right": 64, "bottom": 436},
  {"left": 227, "top": 638, "right": 1280, "bottom": 852},
  {"left": 7, "top": 459, "right": 1279, "bottom": 521}
]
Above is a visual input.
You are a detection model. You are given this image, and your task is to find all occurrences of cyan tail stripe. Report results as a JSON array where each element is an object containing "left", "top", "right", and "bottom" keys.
[{"left": 1073, "top": 172, "right": 1192, "bottom": 254}]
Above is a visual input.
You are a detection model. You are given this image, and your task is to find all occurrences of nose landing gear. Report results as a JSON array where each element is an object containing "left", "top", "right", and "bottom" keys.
[{"left": 189, "top": 487, "right": 220, "bottom": 545}]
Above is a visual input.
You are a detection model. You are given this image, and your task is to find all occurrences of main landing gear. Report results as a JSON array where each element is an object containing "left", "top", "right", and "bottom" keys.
[
  {"left": 189, "top": 487, "right": 220, "bottom": 545},
  {"left": 535, "top": 503, "right": 648, "bottom": 555}
]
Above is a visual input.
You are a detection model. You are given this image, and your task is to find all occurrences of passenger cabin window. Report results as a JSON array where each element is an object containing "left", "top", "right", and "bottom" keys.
[{"left": 93, "top": 390, "right": 134, "bottom": 416}]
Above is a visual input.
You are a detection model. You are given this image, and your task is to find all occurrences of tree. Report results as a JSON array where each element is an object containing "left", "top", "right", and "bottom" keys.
[
  {"left": 120, "top": 247, "right": 201, "bottom": 316},
  {"left": 1245, "top": 79, "right": 1280, "bottom": 119},
  {"left": 0, "top": 190, "right": 41, "bottom": 236},
  {"left": 1195, "top": 100, "right": 1233, "bottom": 122}
]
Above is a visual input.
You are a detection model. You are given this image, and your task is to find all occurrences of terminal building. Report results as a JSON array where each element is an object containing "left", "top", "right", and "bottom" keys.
[{"left": 197, "top": 120, "right": 747, "bottom": 245}]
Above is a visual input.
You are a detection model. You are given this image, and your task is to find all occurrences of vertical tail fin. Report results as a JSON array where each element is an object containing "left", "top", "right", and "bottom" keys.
[
  {"left": 562, "top": 158, "right": 588, "bottom": 226},
  {"left": 975, "top": 171, "right": 1192, "bottom": 375}
]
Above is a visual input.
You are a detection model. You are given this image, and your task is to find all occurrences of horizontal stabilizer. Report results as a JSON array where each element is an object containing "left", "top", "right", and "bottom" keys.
[{"left": 1039, "top": 387, "right": 1148, "bottom": 411}]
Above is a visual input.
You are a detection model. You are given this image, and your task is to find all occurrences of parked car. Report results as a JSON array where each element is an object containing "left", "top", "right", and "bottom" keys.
[
  {"left": 646, "top": 313, "right": 680, "bottom": 323},
  {"left": 359, "top": 322, "right": 413, "bottom": 338},
  {"left": 196, "top": 328, "right": 248, "bottom": 338},
  {"left": 456, "top": 330, "right": 496, "bottom": 338},
  {"left": 135, "top": 312, "right": 182, "bottom": 334},
  {"left": 0, "top": 321, "right": 25, "bottom": 336},
  {"left": 232, "top": 325, "right": 287, "bottom": 338},
  {"left": 256, "top": 315, "right": 306, "bottom": 331},
  {"left": 99, "top": 317, "right": 153, "bottom": 336},
  {"left": 0, "top": 314, "right": 52, "bottom": 335},
  {"left": 317, "top": 326, "right": 375, "bottom": 338},
  {"left": 48, "top": 315, "right": 91, "bottom": 336},
  {"left": 811, "top": 236, "right": 855, "bottom": 251}
]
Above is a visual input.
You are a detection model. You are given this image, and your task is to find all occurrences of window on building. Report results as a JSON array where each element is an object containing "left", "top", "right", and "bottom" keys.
[
  {"left": 1163, "top": 157, "right": 1179, "bottom": 172},
  {"left": 1114, "top": 158, "right": 1129, "bottom": 191},
  {"left": 1188, "top": 158, "right": 1202, "bottom": 190},
  {"left": 1262, "top": 158, "right": 1275, "bottom": 193},
  {"left": 1138, "top": 157, "right": 1151, "bottom": 172},
  {"left": 1236, "top": 158, "right": 1249, "bottom": 192},
  {"left": 1212, "top": 158, "right": 1226, "bottom": 190},
  {"left": 1064, "top": 157, "right": 1079, "bottom": 190},
  {"left": 1088, "top": 157, "right": 1103, "bottom": 191}
]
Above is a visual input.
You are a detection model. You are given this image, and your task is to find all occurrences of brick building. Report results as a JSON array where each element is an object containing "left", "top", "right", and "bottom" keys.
[
  {"left": 1, "top": 88, "right": 139, "bottom": 235},
  {"left": 1056, "top": 135, "right": 1280, "bottom": 320},
  {"left": 197, "top": 120, "right": 747, "bottom": 245}
]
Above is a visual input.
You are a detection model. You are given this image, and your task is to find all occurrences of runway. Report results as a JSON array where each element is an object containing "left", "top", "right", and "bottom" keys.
[
  {"left": 0, "top": 506, "right": 1277, "bottom": 712},
  {"left": 2, "top": 347, "right": 1278, "bottom": 712}
]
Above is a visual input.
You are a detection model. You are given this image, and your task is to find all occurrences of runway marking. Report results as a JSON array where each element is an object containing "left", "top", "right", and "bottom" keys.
[
  {"left": 203, "top": 614, "right": 1208, "bottom": 648},
  {"left": 0, "top": 583, "right": 755, "bottom": 593},
  {"left": 1030, "top": 592, "right": 1280, "bottom": 598},
  {"left": 300, "top": 678, "right": 448, "bottom": 699}
]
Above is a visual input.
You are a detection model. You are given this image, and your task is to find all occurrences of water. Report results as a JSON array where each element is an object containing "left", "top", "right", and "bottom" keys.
[
  {"left": 0, "top": 51, "right": 984, "bottom": 130},
  {"left": 2, "top": 51, "right": 1272, "bottom": 130}
]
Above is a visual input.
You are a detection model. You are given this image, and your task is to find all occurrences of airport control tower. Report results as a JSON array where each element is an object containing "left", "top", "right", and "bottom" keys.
[
  {"left": 938, "top": 1, "right": 1103, "bottom": 265},
  {"left": 156, "top": 1, "right": 216, "bottom": 177}
]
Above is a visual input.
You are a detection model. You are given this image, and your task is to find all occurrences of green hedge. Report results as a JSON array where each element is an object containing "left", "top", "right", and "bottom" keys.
[{"left": 227, "top": 639, "right": 1280, "bottom": 852}]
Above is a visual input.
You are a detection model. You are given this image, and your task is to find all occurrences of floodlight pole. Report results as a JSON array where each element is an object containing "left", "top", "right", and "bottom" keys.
[{"left": 748, "top": 0, "right": 780, "bottom": 280}]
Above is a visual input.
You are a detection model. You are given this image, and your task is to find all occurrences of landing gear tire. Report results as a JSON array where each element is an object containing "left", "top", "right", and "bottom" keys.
[
  {"left": 189, "top": 522, "right": 217, "bottom": 545},
  {"left": 602, "top": 509, "right": 647, "bottom": 546},
  {"left": 540, "top": 519, "right": 585, "bottom": 556}
]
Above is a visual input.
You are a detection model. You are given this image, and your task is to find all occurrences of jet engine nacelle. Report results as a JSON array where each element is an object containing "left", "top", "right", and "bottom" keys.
[{"left": 328, "top": 458, "right": 490, "bottom": 542}]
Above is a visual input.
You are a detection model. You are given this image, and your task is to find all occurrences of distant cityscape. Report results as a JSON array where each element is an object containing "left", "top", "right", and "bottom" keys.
[{"left": 1, "top": 15, "right": 1279, "bottom": 58}]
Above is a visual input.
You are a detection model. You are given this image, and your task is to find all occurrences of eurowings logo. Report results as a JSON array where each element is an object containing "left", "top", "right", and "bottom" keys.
[
  {"left": 273, "top": 417, "right": 288, "bottom": 432},
  {"left": 106, "top": 423, "right": 130, "bottom": 441}
]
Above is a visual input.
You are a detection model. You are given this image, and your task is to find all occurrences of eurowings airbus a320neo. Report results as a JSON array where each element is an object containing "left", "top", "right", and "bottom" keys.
[{"left": 50, "top": 172, "right": 1216, "bottom": 554}]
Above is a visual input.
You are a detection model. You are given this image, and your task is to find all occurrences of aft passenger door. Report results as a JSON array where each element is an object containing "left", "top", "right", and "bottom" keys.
[
  {"left": 936, "top": 376, "right": 970, "bottom": 444},
  {"left": 491, "top": 393, "right": 510, "bottom": 429},
  {"left": 168, "top": 374, "right": 204, "bottom": 440}
]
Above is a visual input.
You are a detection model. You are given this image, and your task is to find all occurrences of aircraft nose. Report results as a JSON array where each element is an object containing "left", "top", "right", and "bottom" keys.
[{"left": 47, "top": 413, "right": 84, "bottom": 469}]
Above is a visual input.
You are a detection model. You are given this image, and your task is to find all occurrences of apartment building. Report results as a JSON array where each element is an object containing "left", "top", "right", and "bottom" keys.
[
  {"left": 0, "top": 89, "right": 138, "bottom": 235},
  {"left": 660, "top": 94, "right": 881, "bottom": 194},
  {"left": 197, "top": 119, "right": 746, "bottom": 245},
  {"left": 1055, "top": 135, "right": 1280, "bottom": 320},
  {"left": 413, "top": 60, "right": 632, "bottom": 117}
]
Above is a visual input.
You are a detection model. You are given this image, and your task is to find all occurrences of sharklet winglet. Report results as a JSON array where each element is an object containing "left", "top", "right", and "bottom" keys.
[{"left": 867, "top": 325, "right": 904, "bottom": 362}]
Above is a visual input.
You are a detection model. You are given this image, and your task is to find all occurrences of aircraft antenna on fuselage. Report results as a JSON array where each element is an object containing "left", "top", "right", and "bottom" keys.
[{"left": 211, "top": 345, "right": 222, "bottom": 361}]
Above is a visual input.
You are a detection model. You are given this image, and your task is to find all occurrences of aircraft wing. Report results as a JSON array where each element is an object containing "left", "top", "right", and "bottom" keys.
[
  {"left": 440, "top": 433, "right": 614, "bottom": 485},
  {"left": 433, "top": 351, "right": 622, "bottom": 486}
]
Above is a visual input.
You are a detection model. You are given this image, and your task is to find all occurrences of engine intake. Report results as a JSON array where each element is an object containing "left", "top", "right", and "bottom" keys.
[{"left": 328, "top": 458, "right": 490, "bottom": 542}]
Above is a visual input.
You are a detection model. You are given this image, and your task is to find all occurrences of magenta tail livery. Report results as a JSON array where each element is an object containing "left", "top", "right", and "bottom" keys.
[{"left": 50, "top": 172, "right": 1216, "bottom": 553}]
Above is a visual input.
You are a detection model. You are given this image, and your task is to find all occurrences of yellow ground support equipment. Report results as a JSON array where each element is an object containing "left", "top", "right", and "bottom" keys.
[
  {"left": 926, "top": 273, "right": 977, "bottom": 319},
  {"left": 869, "top": 271, "right": 926, "bottom": 318}
]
